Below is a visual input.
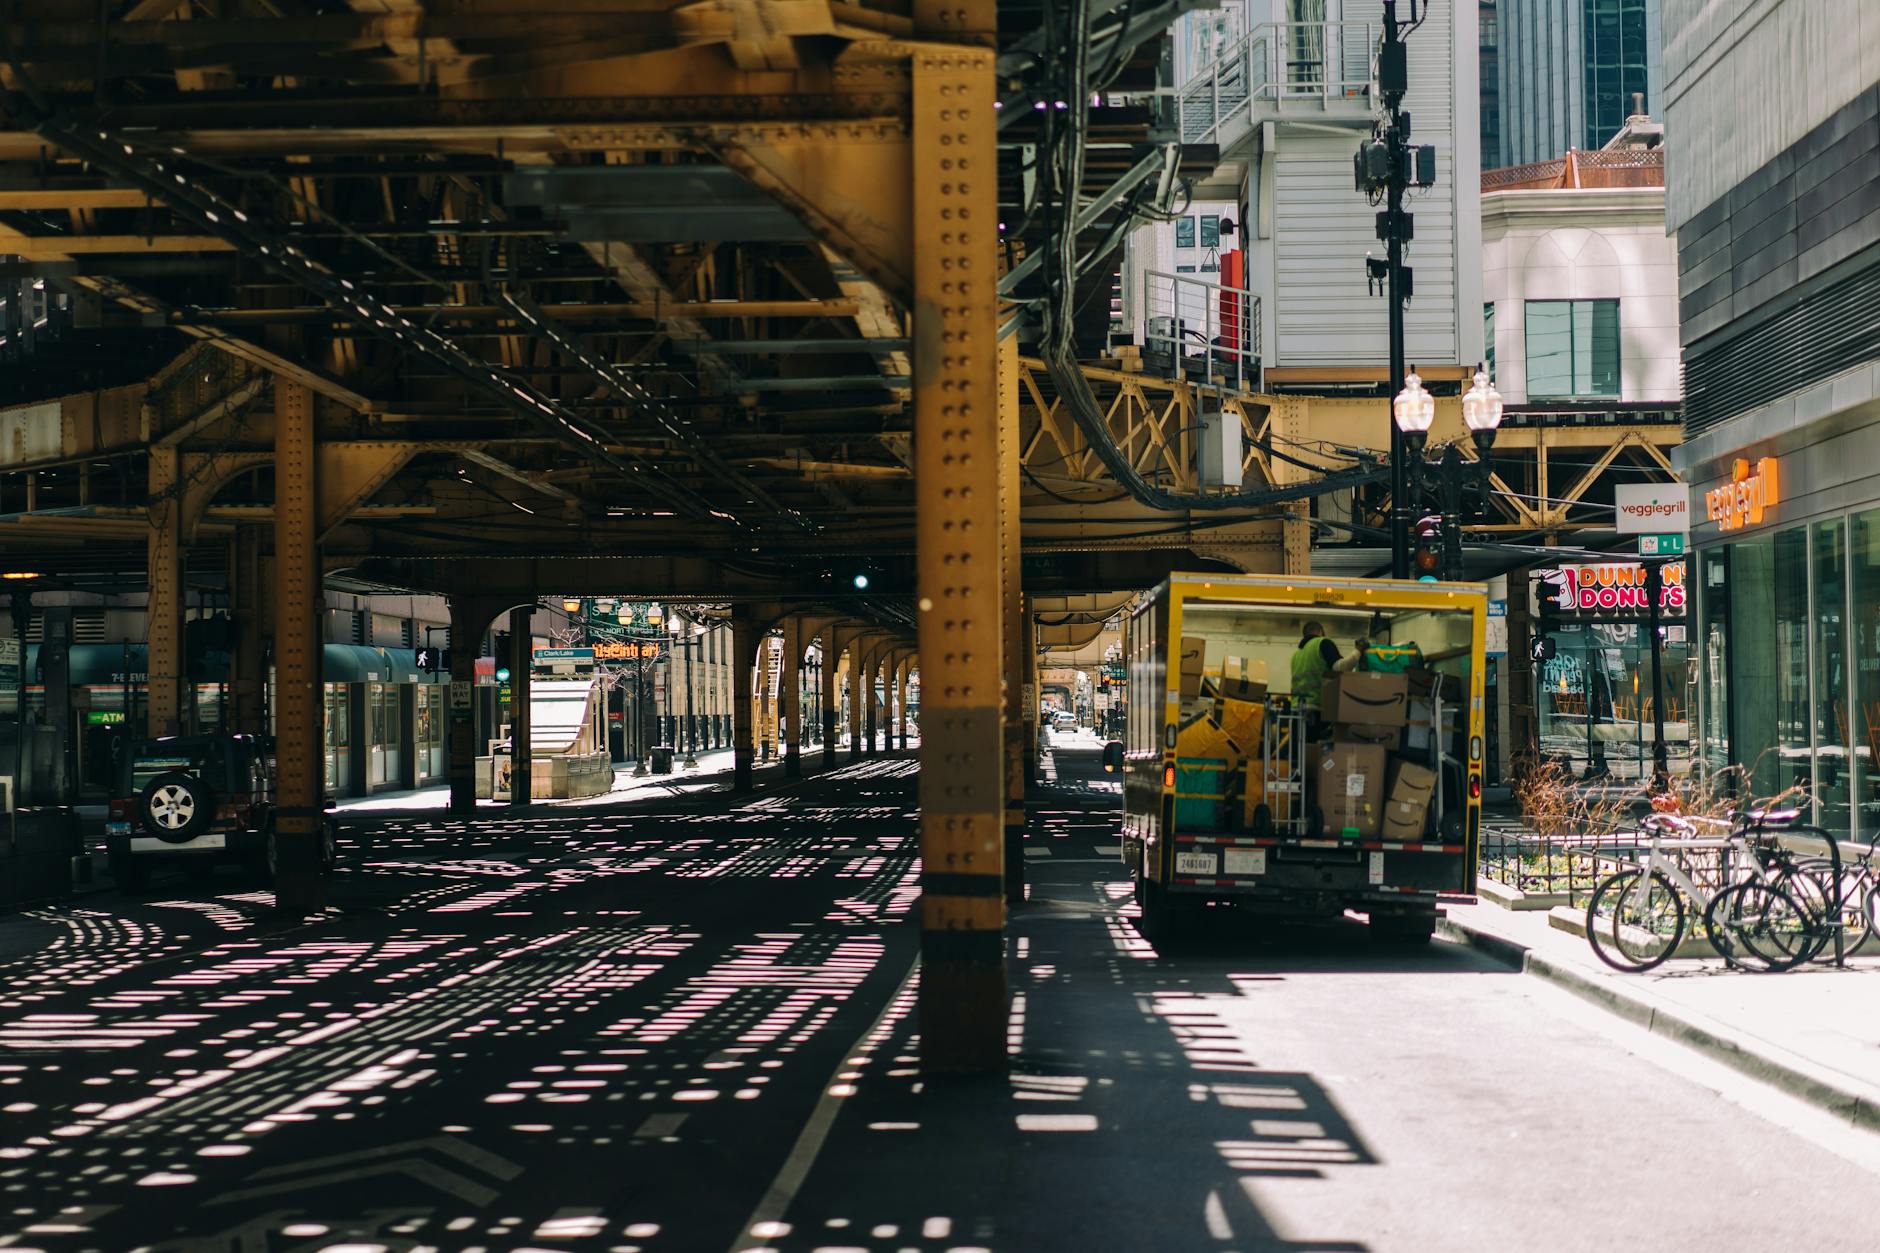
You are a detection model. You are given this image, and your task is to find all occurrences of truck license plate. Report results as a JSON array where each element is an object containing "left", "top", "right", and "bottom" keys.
[
  {"left": 1223, "top": 848, "right": 1266, "bottom": 877},
  {"left": 1175, "top": 852, "right": 1217, "bottom": 877}
]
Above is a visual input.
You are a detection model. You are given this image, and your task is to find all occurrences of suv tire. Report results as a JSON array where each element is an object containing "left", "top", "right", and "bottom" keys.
[{"left": 140, "top": 772, "right": 214, "bottom": 843}]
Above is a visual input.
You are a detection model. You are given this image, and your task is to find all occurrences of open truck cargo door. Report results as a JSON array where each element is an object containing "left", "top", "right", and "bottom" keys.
[{"left": 1119, "top": 574, "right": 1488, "bottom": 945}]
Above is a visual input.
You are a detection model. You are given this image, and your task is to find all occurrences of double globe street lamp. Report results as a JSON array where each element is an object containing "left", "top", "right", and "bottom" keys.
[{"left": 1390, "top": 366, "right": 1502, "bottom": 581}]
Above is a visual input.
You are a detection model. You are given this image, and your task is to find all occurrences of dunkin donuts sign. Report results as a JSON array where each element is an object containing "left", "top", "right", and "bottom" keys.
[{"left": 1551, "top": 562, "right": 1686, "bottom": 613}]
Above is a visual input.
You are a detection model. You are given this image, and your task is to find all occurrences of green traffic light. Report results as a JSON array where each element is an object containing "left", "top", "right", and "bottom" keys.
[{"left": 496, "top": 667, "right": 512, "bottom": 682}]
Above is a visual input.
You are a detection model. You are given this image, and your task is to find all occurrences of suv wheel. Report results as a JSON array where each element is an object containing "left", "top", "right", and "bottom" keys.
[{"left": 141, "top": 772, "right": 214, "bottom": 843}]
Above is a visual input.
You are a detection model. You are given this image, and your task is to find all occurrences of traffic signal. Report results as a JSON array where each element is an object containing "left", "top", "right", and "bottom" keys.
[
  {"left": 416, "top": 646, "right": 449, "bottom": 674},
  {"left": 1411, "top": 515, "right": 1442, "bottom": 582}
]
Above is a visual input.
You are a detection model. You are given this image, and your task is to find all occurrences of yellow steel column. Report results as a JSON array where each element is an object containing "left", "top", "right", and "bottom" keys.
[
  {"left": 999, "top": 330, "right": 1026, "bottom": 904},
  {"left": 229, "top": 526, "right": 267, "bottom": 736},
  {"left": 508, "top": 607, "right": 532, "bottom": 804},
  {"left": 1024, "top": 607, "right": 1040, "bottom": 786},
  {"left": 447, "top": 598, "right": 496, "bottom": 812},
  {"left": 913, "top": 46, "right": 1006, "bottom": 1073},
  {"left": 272, "top": 379, "right": 324, "bottom": 915},
  {"left": 863, "top": 646, "right": 881, "bottom": 756},
  {"left": 732, "top": 611, "right": 759, "bottom": 792},
  {"left": 782, "top": 617, "right": 804, "bottom": 778},
  {"left": 753, "top": 633, "right": 773, "bottom": 762},
  {"left": 820, "top": 627, "right": 842, "bottom": 771},
  {"left": 896, "top": 655, "right": 912, "bottom": 751},
  {"left": 1276, "top": 397, "right": 1312, "bottom": 575},
  {"left": 847, "top": 637, "right": 866, "bottom": 763},
  {"left": 146, "top": 447, "right": 185, "bottom": 738}
]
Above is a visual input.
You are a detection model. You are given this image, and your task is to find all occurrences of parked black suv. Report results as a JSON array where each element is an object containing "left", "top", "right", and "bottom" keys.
[{"left": 105, "top": 734, "right": 336, "bottom": 890}]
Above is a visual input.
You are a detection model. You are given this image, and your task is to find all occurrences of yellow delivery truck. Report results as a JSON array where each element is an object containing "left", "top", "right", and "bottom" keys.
[{"left": 1116, "top": 573, "right": 1488, "bottom": 943}]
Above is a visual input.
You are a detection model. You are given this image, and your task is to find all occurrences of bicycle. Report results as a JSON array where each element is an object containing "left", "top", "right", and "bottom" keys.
[{"left": 1584, "top": 810, "right": 1823, "bottom": 974}]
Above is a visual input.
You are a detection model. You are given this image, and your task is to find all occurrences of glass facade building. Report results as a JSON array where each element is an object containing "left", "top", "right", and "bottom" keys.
[
  {"left": 1494, "top": 0, "right": 1664, "bottom": 167},
  {"left": 1695, "top": 495, "right": 1880, "bottom": 846}
]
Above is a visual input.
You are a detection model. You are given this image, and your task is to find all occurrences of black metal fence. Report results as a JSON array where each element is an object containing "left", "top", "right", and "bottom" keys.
[{"left": 1478, "top": 818, "right": 1742, "bottom": 906}]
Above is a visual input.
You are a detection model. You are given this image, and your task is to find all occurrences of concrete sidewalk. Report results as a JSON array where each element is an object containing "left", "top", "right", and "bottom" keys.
[
  {"left": 334, "top": 746, "right": 744, "bottom": 814},
  {"left": 1441, "top": 898, "right": 1880, "bottom": 1133},
  {"left": 332, "top": 740, "right": 892, "bottom": 817}
]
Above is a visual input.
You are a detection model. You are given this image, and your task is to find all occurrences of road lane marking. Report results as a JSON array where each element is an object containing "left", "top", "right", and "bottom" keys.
[
  {"left": 634, "top": 1113, "right": 688, "bottom": 1138},
  {"left": 726, "top": 952, "right": 921, "bottom": 1253}
]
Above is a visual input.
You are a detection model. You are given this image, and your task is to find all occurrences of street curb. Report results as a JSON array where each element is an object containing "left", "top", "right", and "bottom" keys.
[{"left": 1438, "top": 916, "right": 1880, "bottom": 1137}]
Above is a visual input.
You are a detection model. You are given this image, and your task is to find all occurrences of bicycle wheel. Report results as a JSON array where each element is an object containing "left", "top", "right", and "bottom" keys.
[
  {"left": 1768, "top": 861, "right": 1838, "bottom": 964},
  {"left": 1831, "top": 866, "right": 1876, "bottom": 959},
  {"left": 1586, "top": 868, "right": 1685, "bottom": 973},
  {"left": 1704, "top": 881, "right": 1813, "bottom": 973}
]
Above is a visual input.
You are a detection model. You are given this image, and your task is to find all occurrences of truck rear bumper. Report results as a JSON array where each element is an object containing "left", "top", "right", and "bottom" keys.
[{"left": 1166, "top": 834, "right": 1465, "bottom": 908}]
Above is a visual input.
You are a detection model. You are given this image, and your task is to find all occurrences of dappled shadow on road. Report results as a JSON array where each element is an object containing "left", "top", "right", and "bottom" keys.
[
  {"left": 736, "top": 773, "right": 1516, "bottom": 1253},
  {"left": 0, "top": 762, "right": 926, "bottom": 1251}
]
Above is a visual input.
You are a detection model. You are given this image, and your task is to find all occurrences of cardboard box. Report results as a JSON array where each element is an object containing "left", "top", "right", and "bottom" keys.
[
  {"left": 1219, "top": 655, "right": 1269, "bottom": 701},
  {"left": 1179, "top": 635, "right": 1207, "bottom": 673},
  {"left": 1320, "top": 672, "right": 1409, "bottom": 726},
  {"left": 1381, "top": 761, "right": 1437, "bottom": 839},
  {"left": 1180, "top": 669, "right": 1203, "bottom": 698},
  {"left": 1315, "top": 740, "right": 1387, "bottom": 837},
  {"left": 1338, "top": 723, "right": 1401, "bottom": 748}
]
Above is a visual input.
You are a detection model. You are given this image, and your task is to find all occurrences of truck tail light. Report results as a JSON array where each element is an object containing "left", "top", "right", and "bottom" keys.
[
  {"left": 1163, "top": 764, "right": 1176, "bottom": 789},
  {"left": 1469, "top": 777, "right": 1482, "bottom": 800}
]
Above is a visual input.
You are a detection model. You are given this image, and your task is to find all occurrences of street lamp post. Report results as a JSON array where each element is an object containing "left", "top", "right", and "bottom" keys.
[
  {"left": 1394, "top": 367, "right": 1501, "bottom": 581},
  {"left": 1357, "top": 0, "right": 1433, "bottom": 578}
]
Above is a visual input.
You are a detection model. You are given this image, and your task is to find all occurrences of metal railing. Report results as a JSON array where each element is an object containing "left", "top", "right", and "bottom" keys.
[
  {"left": 1141, "top": 269, "right": 1260, "bottom": 394},
  {"left": 1174, "top": 21, "right": 1380, "bottom": 147},
  {"left": 1478, "top": 817, "right": 1743, "bottom": 905}
]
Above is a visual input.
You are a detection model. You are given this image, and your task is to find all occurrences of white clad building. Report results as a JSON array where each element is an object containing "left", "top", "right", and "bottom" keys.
[{"left": 1480, "top": 123, "right": 1681, "bottom": 410}]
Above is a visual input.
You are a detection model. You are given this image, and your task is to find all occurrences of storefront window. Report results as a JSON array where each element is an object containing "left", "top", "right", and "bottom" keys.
[
  {"left": 1813, "top": 519, "right": 1850, "bottom": 836},
  {"left": 1697, "top": 548, "right": 1731, "bottom": 774},
  {"left": 325, "top": 685, "right": 350, "bottom": 747},
  {"left": 1727, "top": 536, "right": 1777, "bottom": 795},
  {"left": 1849, "top": 508, "right": 1880, "bottom": 842},
  {"left": 1533, "top": 564, "right": 1689, "bottom": 781},
  {"left": 1774, "top": 528, "right": 1811, "bottom": 803}
]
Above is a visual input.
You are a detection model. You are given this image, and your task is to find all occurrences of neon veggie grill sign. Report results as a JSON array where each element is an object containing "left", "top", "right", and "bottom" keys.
[{"left": 1706, "top": 456, "right": 1779, "bottom": 532}]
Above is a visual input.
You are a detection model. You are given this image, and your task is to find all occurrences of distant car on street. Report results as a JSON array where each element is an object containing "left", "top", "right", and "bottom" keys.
[{"left": 105, "top": 733, "right": 335, "bottom": 890}]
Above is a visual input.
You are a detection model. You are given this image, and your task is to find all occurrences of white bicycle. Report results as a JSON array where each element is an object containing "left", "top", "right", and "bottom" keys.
[{"left": 1584, "top": 811, "right": 1821, "bottom": 974}]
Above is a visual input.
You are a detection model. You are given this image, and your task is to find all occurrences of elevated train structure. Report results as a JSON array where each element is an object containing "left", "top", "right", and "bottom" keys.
[{"left": 0, "top": 0, "right": 1679, "bottom": 1069}]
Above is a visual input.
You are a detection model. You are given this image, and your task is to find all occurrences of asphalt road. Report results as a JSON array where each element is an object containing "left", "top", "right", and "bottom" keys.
[
  {"left": 0, "top": 745, "right": 1874, "bottom": 1253},
  {"left": 0, "top": 759, "right": 924, "bottom": 1253},
  {"left": 757, "top": 743, "right": 1880, "bottom": 1253}
]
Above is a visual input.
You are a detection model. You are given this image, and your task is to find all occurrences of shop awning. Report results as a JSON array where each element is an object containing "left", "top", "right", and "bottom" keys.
[
  {"left": 322, "top": 644, "right": 392, "bottom": 683},
  {"left": 25, "top": 643, "right": 443, "bottom": 685}
]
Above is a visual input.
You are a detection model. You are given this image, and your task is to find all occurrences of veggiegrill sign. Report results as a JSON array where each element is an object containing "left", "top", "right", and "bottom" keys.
[
  {"left": 1549, "top": 562, "right": 1686, "bottom": 614},
  {"left": 1705, "top": 456, "right": 1779, "bottom": 532}
]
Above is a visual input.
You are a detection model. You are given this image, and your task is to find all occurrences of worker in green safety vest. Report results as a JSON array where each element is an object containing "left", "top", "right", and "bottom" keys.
[{"left": 1290, "top": 621, "right": 1341, "bottom": 711}]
